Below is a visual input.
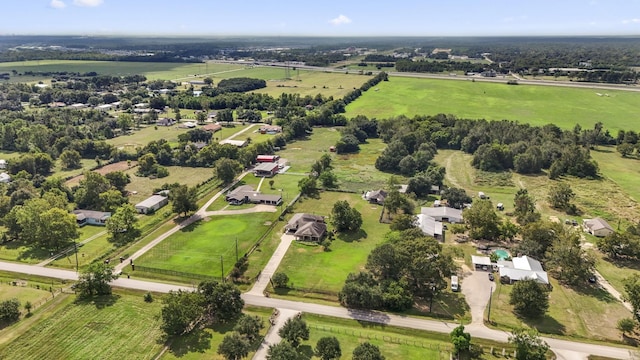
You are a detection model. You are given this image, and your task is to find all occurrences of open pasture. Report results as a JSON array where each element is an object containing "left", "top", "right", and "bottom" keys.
[
  {"left": 0, "top": 60, "right": 242, "bottom": 81},
  {"left": 0, "top": 292, "right": 164, "bottom": 360},
  {"left": 276, "top": 127, "right": 341, "bottom": 173},
  {"left": 106, "top": 125, "right": 193, "bottom": 152},
  {"left": 124, "top": 166, "right": 214, "bottom": 204},
  {"left": 345, "top": 76, "right": 640, "bottom": 132}
]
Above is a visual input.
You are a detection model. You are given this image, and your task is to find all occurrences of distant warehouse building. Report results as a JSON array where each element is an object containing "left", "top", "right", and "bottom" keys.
[{"left": 135, "top": 195, "right": 169, "bottom": 214}]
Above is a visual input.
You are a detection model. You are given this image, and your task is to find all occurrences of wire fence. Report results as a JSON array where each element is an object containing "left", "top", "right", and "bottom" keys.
[{"left": 133, "top": 265, "right": 216, "bottom": 282}]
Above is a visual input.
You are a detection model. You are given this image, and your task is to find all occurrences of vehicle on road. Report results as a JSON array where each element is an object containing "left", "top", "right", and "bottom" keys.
[{"left": 488, "top": 273, "right": 495, "bottom": 281}]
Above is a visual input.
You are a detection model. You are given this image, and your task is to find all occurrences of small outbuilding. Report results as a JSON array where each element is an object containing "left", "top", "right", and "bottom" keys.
[
  {"left": 364, "top": 189, "right": 387, "bottom": 205},
  {"left": 420, "top": 207, "right": 463, "bottom": 223},
  {"left": 471, "top": 255, "right": 493, "bottom": 271},
  {"left": 253, "top": 162, "right": 279, "bottom": 177},
  {"left": 583, "top": 218, "right": 615, "bottom": 237},
  {"left": 256, "top": 155, "right": 280, "bottom": 163},
  {"left": 135, "top": 195, "right": 169, "bottom": 214}
]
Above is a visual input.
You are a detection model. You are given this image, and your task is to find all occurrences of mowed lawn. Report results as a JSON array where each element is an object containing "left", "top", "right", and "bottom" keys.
[
  {"left": 0, "top": 293, "right": 164, "bottom": 360},
  {"left": 124, "top": 166, "right": 214, "bottom": 204},
  {"left": 345, "top": 76, "right": 640, "bottom": 132},
  {"left": 277, "top": 127, "right": 342, "bottom": 173},
  {"left": 136, "top": 212, "right": 278, "bottom": 278},
  {"left": 276, "top": 192, "right": 389, "bottom": 295},
  {"left": 489, "top": 278, "right": 630, "bottom": 342}
]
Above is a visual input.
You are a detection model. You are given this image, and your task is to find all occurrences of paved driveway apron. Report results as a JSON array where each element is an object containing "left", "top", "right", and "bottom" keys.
[{"left": 461, "top": 266, "right": 496, "bottom": 325}]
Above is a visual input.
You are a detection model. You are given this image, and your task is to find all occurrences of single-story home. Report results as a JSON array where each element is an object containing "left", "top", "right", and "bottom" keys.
[
  {"left": 420, "top": 207, "right": 463, "bottom": 223},
  {"left": 0, "top": 173, "right": 10, "bottom": 183},
  {"left": 182, "top": 121, "right": 197, "bottom": 129},
  {"left": 225, "top": 185, "right": 282, "bottom": 206},
  {"left": 220, "top": 139, "right": 248, "bottom": 147},
  {"left": 497, "top": 255, "right": 549, "bottom": 285},
  {"left": 583, "top": 218, "right": 615, "bottom": 237},
  {"left": 285, "top": 213, "right": 327, "bottom": 242},
  {"left": 364, "top": 189, "right": 387, "bottom": 205},
  {"left": 73, "top": 209, "right": 111, "bottom": 227},
  {"left": 202, "top": 123, "right": 222, "bottom": 132},
  {"left": 253, "top": 162, "right": 280, "bottom": 177},
  {"left": 256, "top": 155, "right": 280, "bottom": 163},
  {"left": 135, "top": 195, "right": 169, "bottom": 214},
  {"left": 156, "top": 117, "right": 176, "bottom": 127},
  {"left": 416, "top": 214, "right": 443, "bottom": 240}
]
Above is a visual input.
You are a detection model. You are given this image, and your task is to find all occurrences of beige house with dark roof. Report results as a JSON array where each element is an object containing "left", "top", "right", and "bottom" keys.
[
  {"left": 285, "top": 213, "right": 327, "bottom": 242},
  {"left": 583, "top": 218, "right": 615, "bottom": 237}
]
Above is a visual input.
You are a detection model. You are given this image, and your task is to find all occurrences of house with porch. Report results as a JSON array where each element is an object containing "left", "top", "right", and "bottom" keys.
[
  {"left": 285, "top": 213, "right": 327, "bottom": 242},
  {"left": 225, "top": 185, "right": 282, "bottom": 206},
  {"left": 73, "top": 210, "right": 111, "bottom": 227}
]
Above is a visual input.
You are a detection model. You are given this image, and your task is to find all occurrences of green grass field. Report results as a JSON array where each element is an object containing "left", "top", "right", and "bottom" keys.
[
  {"left": 345, "top": 76, "right": 640, "bottom": 132},
  {"left": 591, "top": 146, "right": 640, "bottom": 202},
  {"left": 277, "top": 127, "right": 341, "bottom": 173},
  {"left": 136, "top": 212, "right": 278, "bottom": 278},
  {"left": 275, "top": 192, "right": 389, "bottom": 296},
  {"left": 107, "top": 125, "right": 194, "bottom": 151},
  {"left": 332, "top": 138, "right": 393, "bottom": 192},
  {"left": 0, "top": 60, "right": 243, "bottom": 81},
  {"left": 489, "top": 278, "right": 629, "bottom": 342},
  {"left": 161, "top": 306, "right": 272, "bottom": 360},
  {"left": 0, "top": 292, "right": 165, "bottom": 360},
  {"left": 124, "top": 166, "right": 214, "bottom": 204}
]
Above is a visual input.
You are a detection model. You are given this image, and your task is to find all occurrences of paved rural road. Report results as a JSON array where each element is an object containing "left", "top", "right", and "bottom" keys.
[
  {"left": 0, "top": 260, "right": 633, "bottom": 359},
  {"left": 246, "top": 234, "right": 295, "bottom": 296},
  {"left": 252, "top": 308, "right": 300, "bottom": 360}
]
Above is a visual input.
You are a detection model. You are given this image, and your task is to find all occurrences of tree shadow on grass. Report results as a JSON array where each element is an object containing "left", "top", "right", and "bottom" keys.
[
  {"left": 168, "top": 328, "right": 212, "bottom": 358},
  {"left": 606, "top": 257, "right": 640, "bottom": 272},
  {"left": 347, "top": 308, "right": 390, "bottom": 327},
  {"left": 521, "top": 314, "right": 566, "bottom": 336},
  {"left": 337, "top": 229, "right": 367, "bottom": 243},
  {"left": 74, "top": 293, "right": 120, "bottom": 309},
  {"left": 179, "top": 219, "right": 204, "bottom": 233},
  {"left": 569, "top": 282, "right": 617, "bottom": 303}
]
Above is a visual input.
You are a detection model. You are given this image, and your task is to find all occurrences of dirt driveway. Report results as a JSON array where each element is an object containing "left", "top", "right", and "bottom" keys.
[{"left": 461, "top": 266, "right": 496, "bottom": 325}]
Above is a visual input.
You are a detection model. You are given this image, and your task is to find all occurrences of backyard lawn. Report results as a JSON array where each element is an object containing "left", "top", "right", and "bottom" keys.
[
  {"left": 124, "top": 166, "right": 214, "bottom": 204},
  {"left": 135, "top": 212, "right": 279, "bottom": 279},
  {"left": 275, "top": 191, "right": 388, "bottom": 296},
  {"left": 0, "top": 291, "right": 165, "bottom": 360},
  {"left": 345, "top": 76, "right": 640, "bottom": 132}
]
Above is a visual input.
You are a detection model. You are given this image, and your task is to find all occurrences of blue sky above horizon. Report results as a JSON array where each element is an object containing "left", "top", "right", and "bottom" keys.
[{"left": 1, "top": 0, "right": 640, "bottom": 37}]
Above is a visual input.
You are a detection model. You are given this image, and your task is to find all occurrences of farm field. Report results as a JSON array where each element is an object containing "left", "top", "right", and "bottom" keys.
[
  {"left": 590, "top": 146, "right": 640, "bottom": 202},
  {"left": 345, "top": 76, "right": 640, "bottom": 132},
  {"left": 489, "top": 277, "right": 630, "bottom": 342},
  {"left": 275, "top": 191, "right": 389, "bottom": 297},
  {"left": 0, "top": 292, "right": 165, "bottom": 360},
  {"left": 251, "top": 68, "right": 372, "bottom": 98},
  {"left": 161, "top": 306, "right": 272, "bottom": 360},
  {"left": 135, "top": 212, "right": 278, "bottom": 279},
  {"left": 0, "top": 60, "right": 243, "bottom": 81}
]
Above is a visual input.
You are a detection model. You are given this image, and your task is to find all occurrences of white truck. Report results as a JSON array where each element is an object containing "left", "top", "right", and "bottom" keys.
[{"left": 451, "top": 275, "right": 459, "bottom": 292}]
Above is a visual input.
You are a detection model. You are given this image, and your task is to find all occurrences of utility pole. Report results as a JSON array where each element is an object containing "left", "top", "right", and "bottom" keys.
[
  {"left": 220, "top": 255, "right": 224, "bottom": 282},
  {"left": 74, "top": 241, "right": 79, "bottom": 273},
  {"left": 487, "top": 286, "right": 493, "bottom": 323}
]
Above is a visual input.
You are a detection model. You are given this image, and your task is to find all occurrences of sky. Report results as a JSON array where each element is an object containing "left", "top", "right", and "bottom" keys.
[{"left": 1, "top": 0, "right": 640, "bottom": 37}]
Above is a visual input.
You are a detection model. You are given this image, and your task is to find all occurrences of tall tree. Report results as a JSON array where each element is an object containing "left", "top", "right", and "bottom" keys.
[
  {"left": 352, "top": 342, "right": 385, "bottom": 360},
  {"left": 508, "top": 329, "right": 549, "bottom": 360},
  {"left": 623, "top": 274, "right": 640, "bottom": 322},
  {"left": 545, "top": 229, "right": 595, "bottom": 285},
  {"left": 217, "top": 332, "right": 250, "bottom": 360},
  {"left": 513, "top": 188, "right": 540, "bottom": 225},
  {"left": 509, "top": 279, "right": 550, "bottom": 319},
  {"left": 106, "top": 204, "right": 140, "bottom": 245},
  {"left": 160, "top": 290, "right": 204, "bottom": 335},
  {"left": 464, "top": 200, "right": 501, "bottom": 240},
  {"left": 440, "top": 187, "right": 472, "bottom": 209},
  {"left": 198, "top": 280, "right": 244, "bottom": 324},
  {"left": 75, "top": 262, "right": 119, "bottom": 298},
  {"left": 266, "top": 342, "right": 298, "bottom": 360},
  {"left": 59, "top": 149, "right": 82, "bottom": 170},
  {"left": 298, "top": 177, "right": 319, "bottom": 198},
  {"left": 450, "top": 324, "right": 471, "bottom": 356},
  {"left": 331, "top": 200, "right": 363, "bottom": 232},
  {"left": 234, "top": 314, "right": 264, "bottom": 342},
  {"left": 171, "top": 185, "right": 198, "bottom": 217},
  {"left": 214, "top": 158, "right": 242, "bottom": 185},
  {"left": 547, "top": 182, "right": 576, "bottom": 213},
  {"left": 315, "top": 336, "right": 342, "bottom": 360},
  {"left": 278, "top": 317, "right": 309, "bottom": 347}
]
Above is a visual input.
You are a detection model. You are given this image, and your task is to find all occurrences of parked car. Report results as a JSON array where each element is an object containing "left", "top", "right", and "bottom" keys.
[
  {"left": 488, "top": 273, "right": 495, "bottom": 281},
  {"left": 588, "top": 276, "right": 597, "bottom": 283}
]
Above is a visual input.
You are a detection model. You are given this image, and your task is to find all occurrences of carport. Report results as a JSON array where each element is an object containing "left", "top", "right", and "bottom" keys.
[{"left": 471, "top": 255, "right": 492, "bottom": 271}]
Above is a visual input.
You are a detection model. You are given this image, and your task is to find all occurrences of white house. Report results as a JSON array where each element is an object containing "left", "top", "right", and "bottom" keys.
[
  {"left": 497, "top": 255, "right": 549, "bottom": 285},
  {"left": 416, "top": 214, "right": 443, "bottom": 239},
  {"left": 135, "top": 195, "right": 169, "bottom": 214},
  {"left": 420, "top": 207, "right": 463, "bottom": 223}
]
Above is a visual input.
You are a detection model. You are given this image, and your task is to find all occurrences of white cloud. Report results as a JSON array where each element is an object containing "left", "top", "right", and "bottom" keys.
[
  {"left": 329, "top": 15, "right": 352, "bottom": 26},
  {"left": 50, "top": 0, "right": 66, "bottom": 9},
  {"left": 73, "top": 0, "right": 103, "bottom": 7},
  {"left": 622, "top": 18, "right": 640, "bottom": 24}
]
